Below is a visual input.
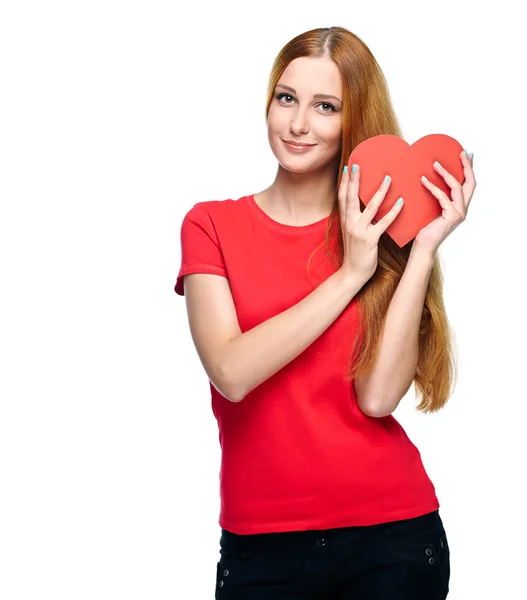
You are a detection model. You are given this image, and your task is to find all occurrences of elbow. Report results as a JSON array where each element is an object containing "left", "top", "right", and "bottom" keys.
[
  {"left": 364, "top": 385, "right": 412, "bottom": 417},
  {"left": 356, "top": 383, "right": 382, "bottom": 417},
  {"left": 366, "top": 405, "right": 393, "bottom": 418},
  {"left": 357, "top": 395, "right": 392, "bottom": 418},
  {"left": 230, "top": 392, "right": 245, "bottom": 403},
  {"left": 214, "top": 380, "right": 242, "bottom": 403},
  {"left": 225, "top": 386, "right": 245, "bottom": 403},
  {"left": 355, "top": 380, "right": 406, "bottom": 418},
  {"left": 218, "top": 379, "right": 243, "bottom": 404},
  {"left": 217, "top": 363, "right": 246, "bottom": 403},
  {"left": 358, "top": 402, "right": 379, "bottom": 418}
]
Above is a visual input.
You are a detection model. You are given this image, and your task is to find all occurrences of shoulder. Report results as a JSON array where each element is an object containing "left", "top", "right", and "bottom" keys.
[
  {"left": 181, "top": 196, "right": 251, "bottom": 234},
  {"left": 191, "top": 197, "right": 248, "bottom": 221}
]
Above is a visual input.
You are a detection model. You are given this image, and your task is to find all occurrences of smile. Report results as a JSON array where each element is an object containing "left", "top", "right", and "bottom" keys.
[{"left": 283, "top": 140, "right": 316, "bottom": 152}]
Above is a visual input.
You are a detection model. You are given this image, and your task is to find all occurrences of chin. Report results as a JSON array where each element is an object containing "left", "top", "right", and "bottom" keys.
[
  {"left": 278, "top": 159, "right": 314, "bottom": 173},
  {"left": 281, "top": 149, "right": 327, "bottom": 169}
]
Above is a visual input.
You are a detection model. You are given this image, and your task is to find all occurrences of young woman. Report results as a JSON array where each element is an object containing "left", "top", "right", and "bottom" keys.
[{"left": 175, "top": 25, "right": 475, "bottom": 600}]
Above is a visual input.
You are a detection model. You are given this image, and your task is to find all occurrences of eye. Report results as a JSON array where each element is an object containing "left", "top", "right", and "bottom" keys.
[
  {"left": 318, "top": 102, "right": 336, "bottom": 113},
  {"left": 275, "top": 93, "right": 337, "bottom": 113},
  {"left": 276, "top": 93, "right": 294, "bottom": 104}
]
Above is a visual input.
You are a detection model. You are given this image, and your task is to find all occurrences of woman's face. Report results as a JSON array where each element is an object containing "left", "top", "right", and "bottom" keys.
[{"left": 267, "top": 56, "right": 343, "bottom": 174}]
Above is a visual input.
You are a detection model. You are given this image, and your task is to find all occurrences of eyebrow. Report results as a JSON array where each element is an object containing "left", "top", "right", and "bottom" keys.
[{"left": 275, "top": 83, "right": 342, "bottom": 104}]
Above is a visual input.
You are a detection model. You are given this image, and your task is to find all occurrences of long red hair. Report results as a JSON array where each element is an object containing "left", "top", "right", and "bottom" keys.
[{"left": 264, "top": 26, "right": 458, "bottom": 414}]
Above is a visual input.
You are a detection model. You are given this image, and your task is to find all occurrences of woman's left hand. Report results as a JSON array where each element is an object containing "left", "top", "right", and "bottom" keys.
[{"left": 413, "top": 149, "right": 476, "bottom": 255}]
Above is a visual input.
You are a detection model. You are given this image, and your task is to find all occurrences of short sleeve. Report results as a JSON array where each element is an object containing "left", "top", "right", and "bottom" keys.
[{"left": 174, "top": 204, "right": 228, "bottom": 296}]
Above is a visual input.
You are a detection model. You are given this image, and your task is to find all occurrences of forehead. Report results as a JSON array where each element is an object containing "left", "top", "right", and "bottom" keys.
[{"left": 277, "top": 57, "right": 342, "bottom": 97}]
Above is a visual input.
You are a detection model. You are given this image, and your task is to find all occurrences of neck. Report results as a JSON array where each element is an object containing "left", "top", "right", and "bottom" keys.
[{"left": 260, "top": 162, "right": 339, "bottom": 225}]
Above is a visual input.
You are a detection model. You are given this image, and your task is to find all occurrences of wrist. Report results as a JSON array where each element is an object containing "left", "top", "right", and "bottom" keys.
[
  {"left": 410, "top": 241, "right": 437, "bottom": 264},
  {"left": 337, "top": 266, "right": 369, "bottom": 292}
]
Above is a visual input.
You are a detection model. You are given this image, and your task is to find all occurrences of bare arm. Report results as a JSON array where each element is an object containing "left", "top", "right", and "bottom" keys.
[
  {"left": 354, "top": 244, "right": 436, "bottom": 417},
  {"left": 184, "top": 268, "right": 367, "bottom": 404},
  {"left": 183, "top": 162, "right": 406, "bottom": 407}
]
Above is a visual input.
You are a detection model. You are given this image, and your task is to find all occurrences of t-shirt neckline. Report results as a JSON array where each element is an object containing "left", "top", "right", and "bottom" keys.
[{"left": 247, "top": 193, "right": 330, "bottom": 234}]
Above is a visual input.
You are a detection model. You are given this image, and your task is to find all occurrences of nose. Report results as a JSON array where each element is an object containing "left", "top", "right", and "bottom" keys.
[{"left": 289, "top": 106, "right": 310, "bottom": 135}]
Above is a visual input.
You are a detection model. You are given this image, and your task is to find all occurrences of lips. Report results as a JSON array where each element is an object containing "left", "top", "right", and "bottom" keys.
[
  {"left": 282, "top": 140, "right": 316, "bottom": 153},
  {"left": 283, "top": 140, "right": 315, "bottom": 147}
]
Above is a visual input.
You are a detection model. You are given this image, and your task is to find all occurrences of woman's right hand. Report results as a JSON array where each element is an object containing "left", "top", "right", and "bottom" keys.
[{"left": 338, "top": 163, "right": 404, "bottom": 282}]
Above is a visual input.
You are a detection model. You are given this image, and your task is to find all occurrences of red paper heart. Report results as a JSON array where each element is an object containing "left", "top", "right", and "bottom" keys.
[{"left": 347, "top": 134, "right": 465, "bottom": 247}]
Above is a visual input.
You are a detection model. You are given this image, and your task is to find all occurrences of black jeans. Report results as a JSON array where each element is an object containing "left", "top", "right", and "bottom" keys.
[{"left": 215, "top": 510, "right": 450, "bottom": 599}]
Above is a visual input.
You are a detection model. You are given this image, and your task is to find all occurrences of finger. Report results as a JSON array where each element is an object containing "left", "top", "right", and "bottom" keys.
[
  {"left": 460, "top": 149, "right": 477, "bottom": 210},
  {"left": 338, "top": 165, "right": 351, "bottom": 221},
  {"left": 347, "top": 163, "right": 361, "bottom": 218},
  {"left": 372, "top": 196, "right": 404, "bottom": 234},
  {"left": 421, "top": 175, "right": 460, "bottom": 218},
  {"left": 432, "top": 159, "right": 464, "bottom": 214},
  {"left": 362, "top": 174, "right": 392, "bottom": 222},
  {"left": 462, "top": 149, "right": 475, "bottom": 175}
]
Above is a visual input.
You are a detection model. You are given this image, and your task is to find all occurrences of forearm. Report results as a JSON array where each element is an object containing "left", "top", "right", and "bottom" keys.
[
  {"left": 357, "top": 244, "right": 436, "bottom": 417},
  {"left": 221, "top": 268, "right": 366, "bottom": 402}
]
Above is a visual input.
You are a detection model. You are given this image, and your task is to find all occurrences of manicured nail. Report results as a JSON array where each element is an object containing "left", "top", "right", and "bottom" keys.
[
  {"left": 352, "top": 164, "right": 357, "bottom": 173},
  {"left": 465, "top": 150, "right": 469, "bottom": 158},
  {"left": 471, "top": 152, "right": 474, "bottom": 161},
  {"left": 434, "top": 161, "right": 442, "bottom": 168},
  {"left": 384, "top": 175, "right": 390, "bottom": 183},
  {"left": 396, "top": 197, "right": 403, "bottom": 205},
  {"left": 343, "top": 165, "right": 348, "bottom": 175},
  {"left": 422, "top": 175, "right": 428, "bottom": 182}
]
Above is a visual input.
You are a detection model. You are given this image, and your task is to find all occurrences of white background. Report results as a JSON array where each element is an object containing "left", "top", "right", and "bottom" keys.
[{"left": 1, "top": 1, "right": 525, "bottom": 598}]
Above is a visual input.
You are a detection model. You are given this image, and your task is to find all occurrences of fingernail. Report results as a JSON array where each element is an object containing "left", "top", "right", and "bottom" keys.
[
  {"left": 422, "top": 175, "right": 428, "bottom": 182},
  {"left": 434, "top": 161, "right": 442, "bottom": 168},
  {"left": 352, "top": 164, "right": 357, "bottom": 173},
  {"left": 396, "top": 197, "right": 403, "bottom": 205},
  {"left": 471, "top": 152, "right": 474, "bottom": 161},
  {"left": 384, "top": 175, "right": 390, "bottom": 183},
  {"left": 465, "top": 150, "right": 469, "bottom": 158},
  {"left": 343, "top": 166, "right": 348, "bottom": 175}
]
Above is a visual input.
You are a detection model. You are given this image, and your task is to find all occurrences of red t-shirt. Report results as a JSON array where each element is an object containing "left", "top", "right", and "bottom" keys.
[{"left": 175, "top": 193, "right": 440, "bottom": 535}]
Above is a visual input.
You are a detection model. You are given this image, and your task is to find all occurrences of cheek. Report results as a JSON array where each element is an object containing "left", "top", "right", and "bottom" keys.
[
  {"left": 319, "top": 119, "right": 342, "bottom": 144},
  {"left": 267, "top": 107, "right": 288, "bottom": 133}
]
